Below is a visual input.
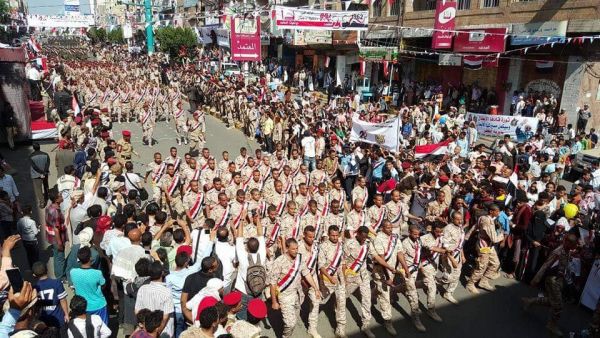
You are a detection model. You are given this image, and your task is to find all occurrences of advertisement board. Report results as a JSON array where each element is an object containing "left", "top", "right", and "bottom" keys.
[
  {"left": 274, "top": 6, "right": 369, "bottom": 31},
  {"left": 432, "top": 0, "right": 456, "bottom": 49},
  {"left": 231, "top": 17, "right": 261, "bottom": 61},
  {"left": 465, "top": 113, "right": 539, "bottom": 139},
  {"left": 511, "top": 21, "right": 567, "bottom": 46},
  {"left": 453, "top": 28, "right": 507, "bottom": 53}
]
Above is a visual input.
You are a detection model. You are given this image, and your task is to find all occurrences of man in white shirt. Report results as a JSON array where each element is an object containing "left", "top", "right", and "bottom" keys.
[
  {"left": 234, "top": 212, "right": 265, "bottom": 320},
  {"left": 591, "top": 161, "right": 600, "bottom": 189},
  {"left": 215, "top": 226, "right": 237, "bottom": 293},
  {"left": 301, "top": 131, "right": 316, "bottom": 171}
]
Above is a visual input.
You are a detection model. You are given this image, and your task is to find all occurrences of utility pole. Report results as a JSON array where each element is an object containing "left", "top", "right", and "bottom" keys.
[{"left": 144, "top": 0, "right": 155, "bottom": 54}]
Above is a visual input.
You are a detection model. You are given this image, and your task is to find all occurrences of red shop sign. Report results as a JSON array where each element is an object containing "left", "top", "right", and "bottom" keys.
[
  {"left": 453, "top": 28, "right": 507, "bottom": 53},
  {"left": 432, "top": 0, "right": 457, "bottom": 49},
  {"left": 231, "top": 16, "right": 261, "bottom": 62}
]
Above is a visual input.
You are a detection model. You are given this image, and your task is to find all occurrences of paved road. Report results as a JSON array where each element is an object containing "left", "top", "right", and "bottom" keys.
[{"left": 3, "top": 115, "right": 593, "bottom": 338}]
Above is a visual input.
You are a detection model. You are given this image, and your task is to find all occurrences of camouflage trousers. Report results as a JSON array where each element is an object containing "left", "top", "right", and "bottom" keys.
[{"left": 532, "top": 276, "right": 563, "bottom": 322}]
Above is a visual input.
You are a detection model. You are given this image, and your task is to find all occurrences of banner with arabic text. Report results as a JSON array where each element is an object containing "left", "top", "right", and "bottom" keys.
[
  {"left": 349, "top": 117, "right": 400, "bottom": 151},
  {"left": 231, "top": 16, "right": 261, "bottom": 61},
  {"left": 465, "top": 113, "right": 539, "bottom": 140},
  {"left": 274, "top": 6, "right": 368, "bottom": 31}
]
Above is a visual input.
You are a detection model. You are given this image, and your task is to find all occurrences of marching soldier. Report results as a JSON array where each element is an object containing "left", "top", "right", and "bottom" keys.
[
  {"left": 351, "top": 176, "right": 369, "bottom": 208},
  {"left": 399, "top": 224, "right": 427, "bottom": 332},
  {"left": 367, "top": 194, "right": 387, "bottom": 235},
  {"left": 269, "top": 238, "right": 321, "bottom": 338},
  {"left": 145, "top": 152, "right": 166, "bottom": 203},
  {"left": 165, "top": 147, "right": 182, "bottom": 173},
  {"left": 183, "top": 179, "right": 205, "bottom": 229},
  {"left": 419, "top": 222, "right": 447, "bottom": 323},
  {"left": 344, "top": 226, "right": 375, "bottom": 338},
  {"left": 318, "top": 225, "right": 347, "bottom": 338},
  {"left": 140, "top": 103, "right": 155, "bottom": 147},
  {"left": 174, "top": 101, "right": 189, "bottom": 145},
  {"left": 298, "top": 226, "right": 321, "bottom": 338},
  {"left": 188, "top": 111, "right": 205, "bottom": 156},
  {"left": 466, "top": 204, "right": 504, "bottom": 293},
  {"left": 346, "top": 200, "right": 367, "bottom": 238},
  {"left": 324, "top": 199, "right": 346, "bottom": 235},
  {"left": 301, "top": 200, "right": 324, "bottom": 241},
  {"left": 386, "top": 189, "right": 421, "bottom": 235},
  {"left": 229, "top": 190, "right": 249, "bottom": 235},
  {"left": 159, "top": 163, "right": 184, "bottom": 216},
  {"left": 205, "top": 178, "right": 224, "bottom": 208},
  {"left": 425, "top": 191, "right": 449, "bottom": 230},
  {"left": 200, "top": 158, "right": 219, "bottom": 191},
  {"left": 116, "top": 130, "right": 137, "bottom": 166},
  {"left": 440, "top": 212, "right": 466, "bottom": 304},
  {"left": 209, "top": 192, "right": 231, "bottom": 228}
]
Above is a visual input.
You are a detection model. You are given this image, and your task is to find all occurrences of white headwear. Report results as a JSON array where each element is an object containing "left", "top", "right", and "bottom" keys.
[
  {"left": 78, "top": 227, "right": 94, "bottom": 247},
  {"left": 187, "top": 278, "right": 224, "bottom": 323}
]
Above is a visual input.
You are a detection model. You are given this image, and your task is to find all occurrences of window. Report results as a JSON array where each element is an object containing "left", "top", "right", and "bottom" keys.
[
  {"left": 457, "top": 0, "right": 471, "bottom": 10},
  {"left": 390, "top": 0, "right": 401, "bottom": 15},
  {"left": 481, "top": 0, "right": 499, "bottom": 7},
  {"left": 596, "top": 81, "right": 600, "bottom": 101},
  {"left": 412, "top": 0, "right": 436, "bottom": 11},
  {"left": 373, "top": 0, "right": 383, "bottom": 16}
]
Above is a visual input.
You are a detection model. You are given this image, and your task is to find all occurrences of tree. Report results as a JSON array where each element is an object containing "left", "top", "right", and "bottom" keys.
[
  {"left": 155, "top": 27, "right": 197, "bottom": 57},
  {"left": 87, "top": 27, "right": 107, "bottom": 44},
  {"left": 0, "top": 0, "right": 9, "bottom": 24},
  {"left": 107, "top": 27, "right": 125, "bottom": 44}
]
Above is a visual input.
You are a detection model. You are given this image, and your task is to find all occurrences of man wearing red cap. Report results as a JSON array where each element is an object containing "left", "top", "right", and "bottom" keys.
[
  {"left": 222, "top": 290, "right": 242, "bottom": 330},
  {"left": 229, "top": 298, "right": 266, "bottom": 338},
  {"left": 117, "top": 130, "right": 136, "bottom": 166}
]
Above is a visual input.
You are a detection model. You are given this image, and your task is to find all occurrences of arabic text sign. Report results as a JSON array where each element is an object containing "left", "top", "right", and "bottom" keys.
[
  {"left": 27, "top": 14, "right": 95, "bottom": 28},
  {"left": 432, "top": 0, "right": 456, "bottom": 49},
  {"left": 465, "top": 113, "right": 539, "bottom": 139},
  {"left": 274, "top": 6, "right": 369, "bottom": 31},
  {"left": 231, "top": 17, "right": 261, "bottom": 62},
  {"left": 454, "top": 28, "right": 507, "bottom": 53},
  {"left": 511, "top": 21, "right": 567, "bottom": 46}
]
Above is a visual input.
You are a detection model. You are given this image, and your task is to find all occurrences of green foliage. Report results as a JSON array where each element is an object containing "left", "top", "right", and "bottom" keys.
[
  {"left": 87, "top": 27, "right": 107, "bottom": 44},
  {"left": 155, "top": 27, "right": 197, "bottom": 57},
  {"left": 0, "top": 0, "right": 9, "bottom": 24},
  {"left": 107, "top": 27, "right": 125, "bottom": 44}
]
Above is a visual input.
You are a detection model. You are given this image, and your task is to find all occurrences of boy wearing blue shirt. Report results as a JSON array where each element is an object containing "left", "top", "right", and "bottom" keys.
[{"left": 33, "top": 262, "right": 69, "bottom": 328}]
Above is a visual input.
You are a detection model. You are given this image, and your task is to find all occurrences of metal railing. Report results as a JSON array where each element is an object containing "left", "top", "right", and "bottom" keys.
[{"left": 481, "top": 0, "right": 499, "bottom": 7}]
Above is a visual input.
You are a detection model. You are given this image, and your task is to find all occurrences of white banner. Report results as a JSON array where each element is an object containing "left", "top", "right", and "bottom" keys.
[
  {"left": 465, "top": 113, "right": 539, "bottom": 140},
  {"left": 349, "top": 117, "right": 400, "bottom": 151},
  {"left": 274, "top": 6, "right": 369, "bottom": 31},
  {"left": 581, "top": 259, "right": 600, "bottom": 310},
  {"left": 27, "top": 14, "right": 94, "bottom": 28}
]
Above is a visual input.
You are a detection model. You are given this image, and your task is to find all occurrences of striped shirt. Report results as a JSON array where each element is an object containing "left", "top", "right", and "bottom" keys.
[{"left": 135, "top": 281, "right": 175, "bottom": 337}]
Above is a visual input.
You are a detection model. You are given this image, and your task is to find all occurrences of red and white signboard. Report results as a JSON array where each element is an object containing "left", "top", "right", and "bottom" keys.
[
  {"left": 432, "top": 0, "right": 456, "bottom": 49},
  {"left": 274, "top": 6, "right": 369, "bottom": 31},
  {"left": 231, "top": 16, "right": 261, "bottom": 62},
  {"left": 453, "top": 28, "right": 507, "bottom": 53}
]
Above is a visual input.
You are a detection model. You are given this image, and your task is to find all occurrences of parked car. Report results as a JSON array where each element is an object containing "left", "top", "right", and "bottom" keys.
[
  {"left": 356, "top": 77, "right": 373, "bottom": 101},
  {"left": 222, "top": 62, "right": 241, "bottom": 76},
  {"left": 567, "top": 147, "right": 600, "bottom": 181}
]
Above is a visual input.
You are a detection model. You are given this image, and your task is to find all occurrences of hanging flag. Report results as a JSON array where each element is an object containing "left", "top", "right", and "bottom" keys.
[
  {"left": 535, "top": 60, "right": 554, "bottom": 69},
  {"left": 72, "top": 95, "right": 81, "bottom": 116},
  {"left": 28, "top": 35, "right": 41, "bottom": 53},
  {"left": 383, "top": 60, "right": 389, "bottom": 78},
  {"left": 414, "top": 139, "right": 451, "bottom": 158},
  {"left": 325, "top": 56, "right": 330, "bottom": 68},
  {"left": 359, "top": 58, "right": 366, "bottom": 76},
  {"left": 349, "top": 116, "right": 401, "bottom": 152},
  {"left": 463, "top": 55, "right": 483, "bottom": 70}
]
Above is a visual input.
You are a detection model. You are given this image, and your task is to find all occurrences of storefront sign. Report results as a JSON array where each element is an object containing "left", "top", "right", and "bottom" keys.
[
  {"left": 438, "top": 54, "right": 461, "bottom": 66},
  {"left": 231, "top": 16, "right": 261, "bottom": 61},
  {"left": 511, "top": 21, "right": 567, "bottom": 46},
  {"left": 359, "top": 47, "right": 398, "bottom": 61},
  {"left": 27, "top": 14, "right": 95, "bottom": 28},
  {"left": 64, "top": 0, "right": 80, "bottom": 16},
  {"left": 453, "top": 28, "right": 507, "bottom": 53},
  {"left": 294, "top": 30, "right": 332, "bottom": 45},
  {"left": 273, "top": 6, "right": 369, "bottom": 31},
  {"left": 432, "top": 0, "right": 456, "bottom": 49},
  {"left": 465, "top": 113, "right": 539, "bottom": 139},
  {"left": 524, "top": 79, "right": 561, "bottom": 97},
  {"left": 216, "top": 28, "right": 229, "bottom": 48},
  {"left": 333, "top": 31, "right": 358, "bottom": 45}
]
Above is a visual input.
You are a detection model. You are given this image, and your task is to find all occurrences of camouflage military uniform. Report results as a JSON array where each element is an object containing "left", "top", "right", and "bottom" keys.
[
  {"left": 298, "top": 240, "right": 320, "bottom": 333},
  {"left": 318, "top": 240, "right": 346, "bottom": 334},
  {"left": 371, "top": 231, "right": 402, "bottom": 321},
  {"left": 441, "top": 223, "right": 465, "bottom": 295},
  {"left": 344, "top": 238, "right": 371, "bottom": 328}
]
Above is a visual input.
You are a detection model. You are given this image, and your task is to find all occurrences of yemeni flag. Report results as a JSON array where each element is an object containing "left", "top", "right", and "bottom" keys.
[
  {"left": 72, "top": 95, "right": 81, "bottom": 116},
  {"left": 28, "top": 36, "right": 41, "bottom": 53},
  {"left": 414, "top": 139, "right": 451, "bottom": 158}
]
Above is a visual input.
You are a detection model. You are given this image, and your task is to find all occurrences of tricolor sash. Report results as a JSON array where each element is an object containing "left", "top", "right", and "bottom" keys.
[
  {"left": 383, "top": 234, "right": 399, "bottom": 262},
  {"left": 266, "top": 222, "right": 281, "bottom": 248},
  {"left": 325, "top": 242, "right": 343, "bottom": 276},
  {"left": 257, "top": 201, "right": 267, "bottom": 217},
  {"left": 200, "top": 158, "right": 211, "bottom": 171},
  {"left": 370, "top": 207, "right": 387, "bottom": 232},
  {"left": 111, "top": 91, "right": 120, "bottom": 102},
  {"left": 101, "top": 91, "right": 110, "bottom": 103},
  {"left": 189, "top": 122, "right": 201, "bottom": 132},
  {"left": 348, "top": 243, "right": 369, "bottom": 274},
  {"left": 424, "top": 236, "right": 444, "bottom": 266},
  {"left": 389, "top": 202, "right": 404, "bottom": 224},
  {"left": 277, "top": 254, "right": 302, "bottom": 294},
  {"left": 313, "top": 215, "right": 322, "bottom": 238},
  {"left": 175, "top": 109, "right": 184, "bottom": 119},
  {"left": 136, "top": 89, "right": 147, "bottom": 104},
  {"left": 276, "top": 159, "right": 287, "bottom": 172},
  {"left": 172, "top": 158, "right": 181, "bottom": 171},
  {"left": 283, "top": 179, "right": 293, "bottom": 194},
  {"left": 141, "top": 110, "right": 152, "bottom": 125},
  {"left": 231, "top": 202, "right": 248, "bottom": 229},
  {"left": 121, "top": 92, "right": 130, "bottom": 102},
  {"left": 320, "top": 194, "right": 330, "bottom": 216},
  {"left": 88, "top": 92, "right": 98, "bottom": 103},
  {"left": 275, "top": 194, "right": 288, "bottom": 216},
  {"left": 189, "top": 193, "right": 205, "bottom": 219},
  {"left": 306, "top": 245, "right": 319, "bottom": 273},
  {"left": 216, "top": 205, "right": 231, "bottom": 227},
  {"left": 408, "top": 238, "right": 422, "bottom": 274},
  {"left": 166, "top": 175, "right": 180, "bottom": 196},
  {"left": 153, "top": 163, "right": 166, "bottom": 183},
  {"left": 453, "top": 229, "right": 466, "bottom": 260},
  {"left": 289, "top": 215, "right": 301, "bottom": 240}
]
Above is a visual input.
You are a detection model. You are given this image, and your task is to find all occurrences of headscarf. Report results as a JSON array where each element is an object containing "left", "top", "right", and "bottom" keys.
[
  {"left": 187, "top": 278, "right": 224, "bottom": 324},
  {"left": 78, "top": 227, "right": 94, "bottom": 247}
]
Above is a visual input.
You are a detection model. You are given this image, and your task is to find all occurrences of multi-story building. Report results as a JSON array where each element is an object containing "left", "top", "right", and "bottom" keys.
[{"left": 368, "top": 0, "right": 600, "bottom": 125}]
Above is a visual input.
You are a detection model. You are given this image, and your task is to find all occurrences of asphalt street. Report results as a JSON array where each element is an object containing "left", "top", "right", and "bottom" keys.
[{"left": 2, "top": 114, "right": 592, "bottom": 338}]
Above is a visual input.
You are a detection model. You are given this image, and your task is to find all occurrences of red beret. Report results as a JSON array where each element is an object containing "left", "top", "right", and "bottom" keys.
[
  {"left": 74, "top": 116, "right": 82, "bottom": 124},
  {"left": 122, "top": 130, "right": 131, "bottom": 137},
  {"left": 107, "top": 158, "right": 117, "bottom": 165},
  {"left": 100, "top": 131, "right": 109, "bottom": 138},
  {"left": 196, "top": 297, "right": 218, "bottom": 320},
  {"left": 101, "top": 108, "right": 109, "bottom": 113},
  {"left": 176, "top": 245, "right": 192, "bottom": 257},
  {"left": 247, "top": 298, "right": 267, "bottom": 319},
  {"left": 96, "top": 215, "right": 112, "bottom": 234},
  {"left": 223, "top": 291, "right": 242, "bottom": 306},
  {"left": 401, "top": 161, "right": 412, "bottom": 170},
  {"left": 439, "top": 175, "right": 449, "bottom": 183}
]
